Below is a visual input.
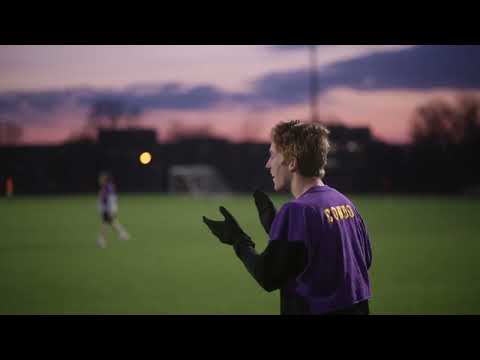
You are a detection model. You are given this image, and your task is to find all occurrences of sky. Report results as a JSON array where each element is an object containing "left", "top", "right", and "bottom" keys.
[{"left": 1, "top": 45, "right": 480, "bottom": 145}]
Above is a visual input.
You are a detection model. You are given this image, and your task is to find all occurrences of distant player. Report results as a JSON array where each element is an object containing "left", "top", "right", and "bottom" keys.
[
  {"left": 203, "top": 120, "right": 372, "bottom": 315},
  {"left": 97, "top": 172, "right": 130, "bottom": 248},
  {"left": 5, "top": 176, "right": 14, "bottom": 197}
]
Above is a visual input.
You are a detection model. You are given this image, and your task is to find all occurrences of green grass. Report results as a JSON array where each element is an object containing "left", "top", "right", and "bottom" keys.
[{"left": 1, "top": 194, "right": 479, "bottom": 314}]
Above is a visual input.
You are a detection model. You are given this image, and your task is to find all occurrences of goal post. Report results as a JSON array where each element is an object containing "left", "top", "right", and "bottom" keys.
[{"left": 167, "top": 164, "right": 231, "bottom": 196}]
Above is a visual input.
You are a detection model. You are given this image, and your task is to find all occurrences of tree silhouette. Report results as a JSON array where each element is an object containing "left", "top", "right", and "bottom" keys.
[
  {"left": 410, "top": 94, "right": 480, "bottom": 192},
  {"left": 411, "top": 95, "right": 480, "bottom": 146},
  {"left": 87, "top": 98, "right": 142, "bottom": 130},
  {"left": 67, "top": 98, "right": 143, "bottom": 144}
]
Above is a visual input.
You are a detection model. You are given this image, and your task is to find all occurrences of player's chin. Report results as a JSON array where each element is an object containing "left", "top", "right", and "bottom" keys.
[{"left": 272, "top": 178, "right": 282, "bottom": 192}]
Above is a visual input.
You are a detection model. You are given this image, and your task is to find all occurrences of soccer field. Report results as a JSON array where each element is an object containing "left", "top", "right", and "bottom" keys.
[{"left": 1, "top": 194, "right": 479, "bottom": 315}]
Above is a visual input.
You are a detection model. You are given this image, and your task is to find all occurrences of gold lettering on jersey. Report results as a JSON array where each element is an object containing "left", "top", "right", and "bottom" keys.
[
  {"left": 330, "top": 207, "right": 339, "bottom": 220},
  {"left": 346, "top": 205, "right": 355, "bottom": 218},
  {"left": 323, "top": 204, "right": 355, "bottom": 223},
  {"left": 336, "top": 206, "right": 345, "bottom": 220},
  {"left": 324, "top": 208, "right": 334, "bottom": 223}
]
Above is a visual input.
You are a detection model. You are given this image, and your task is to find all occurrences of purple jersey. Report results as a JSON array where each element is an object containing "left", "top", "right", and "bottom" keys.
[
  {"left": 269, "top": 185, "right": 372, "bottom": 314},
  {"left": 98, "top": 182, "right": 118, "bottom": 214}
]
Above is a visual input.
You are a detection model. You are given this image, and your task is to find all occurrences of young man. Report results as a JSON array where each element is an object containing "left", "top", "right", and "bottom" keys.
[
  {"left": 97, "top": 172, "right": 130, "bottom": 248},
  {"left": 203, "top": 120, "right": 372, "bottom": 315}
]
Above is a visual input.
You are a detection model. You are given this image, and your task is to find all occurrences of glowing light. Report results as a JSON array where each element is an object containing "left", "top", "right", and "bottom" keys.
[
  {"left": 139, "top": 152, "right": 152, "bottom": 165},
  {"left": 346, "top": 141, "right": 359, "bottom": 152}
]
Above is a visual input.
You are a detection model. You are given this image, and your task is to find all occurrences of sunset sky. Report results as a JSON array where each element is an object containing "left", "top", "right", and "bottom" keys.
[{"left": 1, "top": 45, "right": 480, "bottom": 145}]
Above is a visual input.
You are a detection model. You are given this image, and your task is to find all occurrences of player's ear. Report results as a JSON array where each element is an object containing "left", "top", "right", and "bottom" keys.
[{"left": 288, "top": 157, "right": 298, "bottom": 172}]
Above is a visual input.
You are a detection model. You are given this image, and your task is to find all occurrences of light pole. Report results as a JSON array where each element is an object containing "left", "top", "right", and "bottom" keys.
[{"left": 309, "top": 45, "right": 319, "bottom": 122}]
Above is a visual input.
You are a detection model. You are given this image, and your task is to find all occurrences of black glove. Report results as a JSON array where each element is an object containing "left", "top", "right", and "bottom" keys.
[
  {"left": 203, "top": 206, "right": 255, "bottom": 248},
  {"left": 253, "top": 189, "right": 276, "bottom": 234}
]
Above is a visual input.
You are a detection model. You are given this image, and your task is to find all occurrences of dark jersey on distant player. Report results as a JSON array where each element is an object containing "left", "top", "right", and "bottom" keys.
[
  {"left": 98, "top": 182, "right": 118, "bottom": 221},
  {"left": 234, "top": 185, "right": 372, "bottom": 315}
]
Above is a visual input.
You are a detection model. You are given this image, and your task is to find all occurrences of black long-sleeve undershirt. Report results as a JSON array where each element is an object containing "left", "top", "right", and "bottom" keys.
[
  {"left": 233, "top": 238, "right": 310, "bottom": 314},
  {"left": 233, "top": 238, "right": 307, "bottom": 293}
]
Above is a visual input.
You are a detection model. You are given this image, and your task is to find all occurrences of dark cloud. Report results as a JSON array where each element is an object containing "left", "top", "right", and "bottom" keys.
[
  {"left": 251, "top": 69, "right": 310, "bottom": 105},
  {"left": 320, "top": 45, "right": 480, "bottom": 90},
  {"left": 0, "top": 84, "right": 229, "bottom": 122},
  {"left": 0, "top": 90, "right": 78, "bottom": 115},
  {"left": 253, "top": 45, "right": 480, "bottom": 105},
  {"left": 128, "top": 84, "right": 226, "bottom": 110},
  {"left": 75, "top": 84, "right": 227, "bottom": 111}
]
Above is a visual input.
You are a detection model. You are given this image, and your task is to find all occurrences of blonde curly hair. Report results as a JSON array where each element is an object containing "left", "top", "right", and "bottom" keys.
[{"left": 271, "top": 120, "right": 330, "bottom": 178}]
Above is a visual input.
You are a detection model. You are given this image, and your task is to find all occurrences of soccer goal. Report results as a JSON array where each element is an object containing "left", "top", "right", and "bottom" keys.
[{"left": 167, "top": 164, "right": 231, "bottom": 196}]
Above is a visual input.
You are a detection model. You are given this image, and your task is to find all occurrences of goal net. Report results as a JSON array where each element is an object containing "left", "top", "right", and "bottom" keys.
[{"left": 168, "top": 165, "right": 231, "bottom": 196}]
